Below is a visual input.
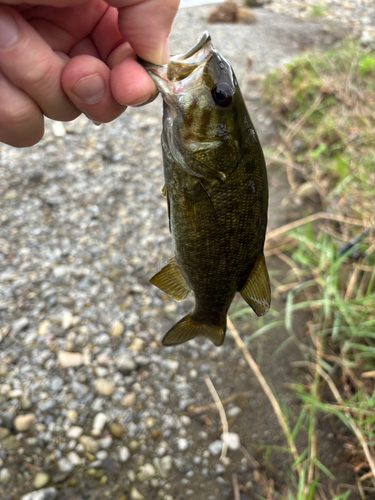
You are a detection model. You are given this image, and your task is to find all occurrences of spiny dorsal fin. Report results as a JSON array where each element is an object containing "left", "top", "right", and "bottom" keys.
[
  {"left": 150, "top": 258, "right": 190, "bottom": 302},
  {"left": 163, "top": 314, "right": 225, "bottom": 346},
  {"left": 239, "top": 253, "right": 271, "bottom": 316}
]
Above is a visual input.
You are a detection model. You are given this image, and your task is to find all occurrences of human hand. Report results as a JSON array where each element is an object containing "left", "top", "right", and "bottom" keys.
[{"left": 0, "top": 0, "right": 179, "bottom": 147}]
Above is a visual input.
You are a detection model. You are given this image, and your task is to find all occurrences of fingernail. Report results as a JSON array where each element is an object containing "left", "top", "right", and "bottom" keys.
[
  {"left": 72, "top": 73, "right": 106, "bottom": 104},
  {"left": 130, "top": 93, "right": 155, "bottom": 107},
  {"left": 0, "top": 10, "right": 20, "bottom": 49},
  {"left": 162, "top": 36, "right": 170, "bottom": 65}
]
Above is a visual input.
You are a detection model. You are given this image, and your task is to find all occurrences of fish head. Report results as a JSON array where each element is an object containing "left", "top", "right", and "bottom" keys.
[{"left": 140, "top": 32, "right": 252, "bottom": 180}]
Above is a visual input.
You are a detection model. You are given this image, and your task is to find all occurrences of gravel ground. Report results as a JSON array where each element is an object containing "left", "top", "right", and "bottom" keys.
[{"left": 0, "top": 3, "right": 369, "bottom": 500}]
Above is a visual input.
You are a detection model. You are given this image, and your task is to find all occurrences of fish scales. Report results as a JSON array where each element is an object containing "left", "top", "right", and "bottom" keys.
[{"left": 140, "top": 32, "right": 271, "bottom": 346}]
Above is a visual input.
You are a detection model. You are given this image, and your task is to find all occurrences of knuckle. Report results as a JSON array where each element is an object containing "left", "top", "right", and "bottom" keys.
[
  {"left": 20, "top": 56, "right": 58, "bottom": 91},
  {"left": 0, "top": 101, "right": 44, "bottom": 147}
]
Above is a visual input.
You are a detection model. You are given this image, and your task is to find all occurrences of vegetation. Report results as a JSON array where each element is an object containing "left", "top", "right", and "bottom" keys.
[{"left": 231, "top": 39, "right": 375, "bottom": 498}]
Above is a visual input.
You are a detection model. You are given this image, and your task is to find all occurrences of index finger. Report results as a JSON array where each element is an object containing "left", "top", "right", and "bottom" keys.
[{"left": 106, "top": 0, "right": 180, "bottom": 65}]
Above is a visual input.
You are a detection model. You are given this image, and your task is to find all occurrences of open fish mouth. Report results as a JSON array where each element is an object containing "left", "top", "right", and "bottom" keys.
[{"left": 138, "top": 32, "right": 214, "bottom": 99}]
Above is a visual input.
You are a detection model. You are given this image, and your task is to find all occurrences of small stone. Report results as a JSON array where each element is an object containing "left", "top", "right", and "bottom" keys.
[
  {"left": 118, "top": 446, "right": 131, "bottom": 463},
  {"left": 153, "top": 455, "right": 173, "bottom": 478},
  {"left": 221, "top": 432, "right": 241, "bottom": 451},
  {"left": 50, "top": 377, "right": 64, "bottom": 392},
  {"left": 137, "top": 463, "right": 156, "bottom": 481},
  {"left": 110, "top": 422, "right": 126, "bottom": 439},
  {"left": 145, "top": 417, "right": 156, "bottom": 429},
  {"left": 21, "top": 396, "right": 32, "bottom": 410},
  {"left": 58, "top": 457, "right": 74, "bottom": 473},
  {"left": 2, "top": 435, "right": 20, "bottom": 450},
  {"left": 58, "top": 351, "right": 83, "bottom": 369},
  {"left": 98, "top": 436, "right": 113, "bottom": 450},
  {"left": 129, "top": 338, "right": 143, "bottom": 351},
  {"left": 66, "top": 451, "right": 81, "bottom": 466},
  {"left": 79, "top": 435, "right": 99, "bottom": 454},
  {"left": 71, "top": 381, "right": 89, "bottom": 398},
  {"left": 96, "top": 379, "right": 115, "bottom": 397},
  {"left": 38, "top": 320, "right": 51, "bottom": 336},
  {"left": 115, "top": 354, "right": 136, "bottom": 373},
  {"left": 96, "top": 333, "right": 111, "bottom": 345},
  {"left": 66, "top": 410, "right": 78, "bottom": 422},
  {"left": 8, "top": 389, "right": 23, "bottom": 399},
  {"left": 0, "top": 468, "right": 11, "bottom": 484},
  {"left": 130, "top": 487, "right": 145, "bottom": 500},
  {"left": 96, "top": 450, "right": 108, "bottom": 461},
  {"left": 12, "top": 317, "right": 29, "bottom": 335},
  {"left": 14, "top": 413, "right": 36, "bottom": 432},
  {"left": 208, "top": 440, "right": 223, "bottom": 455},
  {"left": 61, "top": 311, "right": 74, "bottom": 330},
  {"left": 0, "top": 427, "right": 10, "bottom": 440},
  {"left": 20, "top": 487, "right": 57, "bottom": 500},
  {"left": 33, "top": 472, "right": 50, "bottom": 490},
  {"left": 53, "top": 266, "right": 70, "bottom": 283},
  {"left": 121, "top": 393, "right": 136, "bottom": 407},
  {"left": 1, "top": 411, "right": 15, "bottom": 429},
  {"left": 177, "top": 438, "right": 189, "bottom": 451},
  {"left": 93, "top": 412, "right": 107, "bottom": 433},
  {"left": 111, "top": 320, "right": 124, "bottom": 337},
  {"left": 227, "top": 406, "right": 242, "bottom": 419},
  {"left": 51, "top": 121, "right": 66, "bottom": 137}
]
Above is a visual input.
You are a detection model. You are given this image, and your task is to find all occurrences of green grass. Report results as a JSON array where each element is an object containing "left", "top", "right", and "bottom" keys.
[{"left": 231, "top": 38, "right": 375, "bottom": 499}]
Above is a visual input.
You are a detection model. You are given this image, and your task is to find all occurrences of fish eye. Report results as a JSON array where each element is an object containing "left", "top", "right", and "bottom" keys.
[{"left": 211, "top": 83, "right": 233, "bottom": 108}]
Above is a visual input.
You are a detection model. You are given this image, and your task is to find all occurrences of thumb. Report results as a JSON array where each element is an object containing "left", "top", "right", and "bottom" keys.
[{"left": 106, "top": 0, "right": 180, "bottom": 65}]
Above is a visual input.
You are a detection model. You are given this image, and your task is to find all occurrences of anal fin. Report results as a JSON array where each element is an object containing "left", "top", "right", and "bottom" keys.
[
  {"left": 150, "top": 258, "right": 190, "bottom": 302},
  {"left": 239, "top": 253, "right": 271, "bottom": 316}
]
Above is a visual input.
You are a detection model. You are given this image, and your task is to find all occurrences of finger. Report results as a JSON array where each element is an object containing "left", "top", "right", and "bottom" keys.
[
  {"left": 0, "top": 6, "right": 78, "bottom": 121},
  {"left": 111, "top": 56, "right": 157, "bottom": 106},
  {"left": 69, "top": 36, "right": 101, "bottom": 59},
  {"left": 4, "top": 1, "right": 88, "bottom": 6},
  {"left": 0, "top": 69, "right": 44, "bottom": 147},
  {"left": 61, "top": 54, "right": 126, "bottom": 123},
  {"left": 106, "top": 0, "right": 180, "bottom": 65}
]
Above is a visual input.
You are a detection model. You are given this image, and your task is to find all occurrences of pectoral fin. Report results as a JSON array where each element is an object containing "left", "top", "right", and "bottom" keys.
[
  {"left": 239, "top": 253, "right": 271, "bottom": 316},
  {"left": 150, "top": 258, "right": 190, "bottom": 302},
  {"left": 184, "top": 181, "right": 219, "bottom": 228}
]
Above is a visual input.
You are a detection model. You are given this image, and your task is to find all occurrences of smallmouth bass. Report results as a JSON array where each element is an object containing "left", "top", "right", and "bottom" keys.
[{"left": 141, "top": 32, "right": 270, "bottom": 346}]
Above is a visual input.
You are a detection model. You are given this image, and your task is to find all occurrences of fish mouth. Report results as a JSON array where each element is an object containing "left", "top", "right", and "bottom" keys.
[{"left": 138, "top": 32, "right": 213, "bottom": 100}]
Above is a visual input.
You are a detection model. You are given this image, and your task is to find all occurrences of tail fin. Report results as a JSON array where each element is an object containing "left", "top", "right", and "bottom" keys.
[{"left": 162, "top": 314, "right": 226, "bottom": 347}]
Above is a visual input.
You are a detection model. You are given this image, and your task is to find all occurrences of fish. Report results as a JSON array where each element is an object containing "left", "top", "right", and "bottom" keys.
[{"left": 140, "top": 32, "right": 270, "bottom": 347}]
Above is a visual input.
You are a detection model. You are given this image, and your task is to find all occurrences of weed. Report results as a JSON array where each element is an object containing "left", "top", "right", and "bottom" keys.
[{"left": 230, "top": 38, "right": 375, "bottom": 499}]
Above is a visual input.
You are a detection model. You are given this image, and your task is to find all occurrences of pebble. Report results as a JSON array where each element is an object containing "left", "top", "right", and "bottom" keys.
[
  {"left": 115, "top": 354, "right": 137, "bottom": 373},
  {"left": 93, "top": 412, "right": 107, "bottom": 433},
  {"left": 208, "top": 440, "right": 223, "bottom": 456},
  {"left": 67, "top": 451, "right": 81, "bottom": 466},
  {"left": 50, "top": 377, "right": 64, "bottom": 392},
  {"left": 95, "top": 378, "right": 115, "bottom": 397},
  {"left": 58, "top": 457, "right": 74, "bottom": 473},
  {"left": 20, "top": 487, "right": 57, "bottom": 500},
  {"left": 0, "top": 427, "right": 10, "bottom": 440},
  {"left": 118, "top": 446, "right": 131, "bottom": 463},
  {"left": 137, "top": 463, "right": 156, "bottom": 482},
  {"left": 111, "top": 320, "right": 125, "bottom": 337},
  {"left": 227, "top": 406, "right": 242, "bottom": 418},
  {"left": 221, "top": 432, "right": 241, "bottom": 451},
  {"left": 177, "top": 438, "right": 189, "bottom": 451},
  {"left": 153, "top": 455, "right": 173, "bottom": 478},
  {"left": 33, "top": 472, "right": 50, "bottom": 490},
  {"left": 79, "top": 435, "right": 99, "bottom": 454},
  {"left": 121, "top": 393, "right": 136, "bottom": 407},
  {"left": 57, "top": 351, "right": 84, "bottom": 369},
  {"left": 12, "top": 317, "right": 29, "bottom": 335},
  {"left": 110, "top": 422, "right": 126, "bottom": 439},
  {"left": 0, "top": 467, "right": 11, "bottom": 484},
  {"left": 130, "top": 487, "right": 145, "bottom": 500},
  {"left": 66, "top": 426, "right": 83, "bottom": 439},
  {"left": 14, "top": 413, "right": 36, "bottom": 432},
  {"left": 61, "top": 311, "right": 74, "bottom": 330}
]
